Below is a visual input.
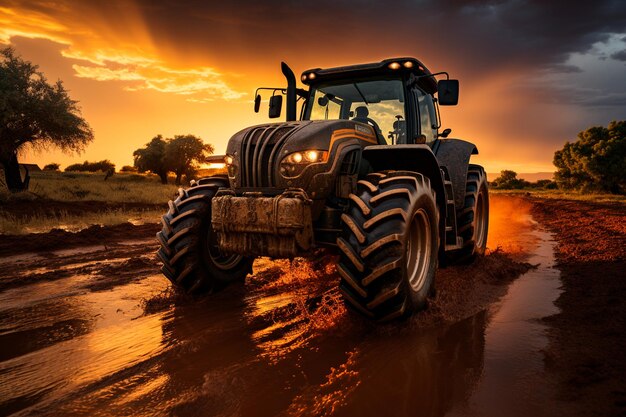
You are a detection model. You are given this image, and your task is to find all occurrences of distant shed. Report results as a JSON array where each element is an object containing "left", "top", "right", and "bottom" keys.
[{"left": 19, "top": 163, "right": 41, "bottom": 172}]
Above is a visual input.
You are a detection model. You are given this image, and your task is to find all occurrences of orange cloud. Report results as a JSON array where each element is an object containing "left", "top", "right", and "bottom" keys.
[{"left": 0, "top": 4, "right": 245, "bottom": 102}]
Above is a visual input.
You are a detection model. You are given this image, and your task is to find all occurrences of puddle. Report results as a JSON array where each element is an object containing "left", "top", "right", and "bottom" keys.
[
  {"left": 18, "top": 258, "right": 132, "bottom": 278},
  {"left": 0, "top": 252, "right": 48, "bottom": 267},
  {"left": 0, "top": 275, "right": 171, "bottom": 416},
  {"left": 450, "top": 221, "right": 563, "bottom": 417}
]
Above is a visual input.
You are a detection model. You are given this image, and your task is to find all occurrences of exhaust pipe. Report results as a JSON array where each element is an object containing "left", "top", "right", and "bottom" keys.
[{"left": 281, "top": 62, "right": 297, "bottom": 121}]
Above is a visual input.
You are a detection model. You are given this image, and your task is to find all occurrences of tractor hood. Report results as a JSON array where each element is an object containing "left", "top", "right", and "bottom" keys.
[{"left": 225, "top": 120, "right": 378, "bottom": 190}]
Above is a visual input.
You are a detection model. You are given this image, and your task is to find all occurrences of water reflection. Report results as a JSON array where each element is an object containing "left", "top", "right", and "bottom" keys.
[
  {"left": 487, "top": 195, "right": 537, "bottom": 257},
  {"left": 288, "top": 312, "right": 488, "bottom": 417}
]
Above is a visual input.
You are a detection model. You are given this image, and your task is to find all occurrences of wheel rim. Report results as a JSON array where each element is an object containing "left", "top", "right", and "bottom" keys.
[
  {"left": 475, "top": 190, "right": 487, "bottom": 249},
  {"left": 406, "top": 208, "right": 432, "bottom": 292},
  {"left": 207, "top": 228, "right": 242, "bottom": 270}
]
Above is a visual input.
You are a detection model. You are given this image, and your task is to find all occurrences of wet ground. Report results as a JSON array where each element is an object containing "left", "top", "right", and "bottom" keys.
[{"left": 0, "top": 196, "right": 566, "bottom": 417}]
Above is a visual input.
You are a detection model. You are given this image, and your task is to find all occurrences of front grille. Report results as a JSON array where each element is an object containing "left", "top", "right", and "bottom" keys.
[
  {"left": 240, "top": 124, "right": 299, "bottom": 187},
  {"left": 339, "top": 149, "right": 360, "bottom": 175}
]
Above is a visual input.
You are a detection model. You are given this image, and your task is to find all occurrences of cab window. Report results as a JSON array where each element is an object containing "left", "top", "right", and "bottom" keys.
[
  {"left": 304, "top": 79, "right": 406, "bottom": 144},
  {"left": 415, "top": 89, "right": 437, "bottom": 144}
]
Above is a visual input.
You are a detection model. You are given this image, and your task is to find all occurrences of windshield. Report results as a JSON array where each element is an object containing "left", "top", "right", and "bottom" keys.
[{"left": 304, "top": 79, "right": 406, "bottom": 144}]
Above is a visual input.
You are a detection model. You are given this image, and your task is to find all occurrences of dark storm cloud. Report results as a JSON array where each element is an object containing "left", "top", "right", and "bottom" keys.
[
  {"left": 126, "top": 0, "right": 626, "bottom": 76},
  {"left": 7, "top": 0, "right": 625, "bottom": 78},
  {"left": 523, "top": 85, "right": 626, "bottom": 107},
  {"left": 610, "top": 50, "right": 626, "bottom": 61},
  {"left": 543, "top": 64, "right": 583, "bottom": 74},
  {"left": 582, "top": 92, "right": 626, "bottom": 106}
]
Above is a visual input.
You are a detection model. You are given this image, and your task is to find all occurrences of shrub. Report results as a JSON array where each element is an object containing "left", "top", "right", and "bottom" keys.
[
  {"left": 65, "top": 160, "right": 115, "bottom": 173},
  {"left": 120, "top": 165, "right": 138, "bottom": 173},
  {"left": 43, "top": 163, "right": 60, "bottom": 171}
]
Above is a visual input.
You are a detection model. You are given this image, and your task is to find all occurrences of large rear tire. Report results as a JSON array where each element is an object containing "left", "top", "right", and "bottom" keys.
[
  {"left": 156, "top": 177, "right": 253, "bottom": 294},
  {"left": 452, "top": 164, "right": 489, "bottom": 263},
  {"left": 337, "top": 171, "right": 439, "bottom": 321}
]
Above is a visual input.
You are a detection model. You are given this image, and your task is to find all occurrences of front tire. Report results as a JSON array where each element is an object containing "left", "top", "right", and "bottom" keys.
[
  {"left": 337, "top": 171, "right": 439, "bottom": 321},
  {"left": 156, "top": 177, "right": 253, "bottom": 294}
]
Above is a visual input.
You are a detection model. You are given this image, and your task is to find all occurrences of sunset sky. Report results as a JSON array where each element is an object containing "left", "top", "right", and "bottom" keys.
[{"left": 2, "top": 0, "right": 626, "bottom": 174}]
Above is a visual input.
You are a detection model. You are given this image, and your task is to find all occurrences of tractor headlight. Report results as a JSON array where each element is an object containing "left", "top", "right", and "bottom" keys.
[
  {"left": 225, "top": 154, "right": 237, "bottom": 177},
  {"left": 280, "top": 150, "right": 328, "bottom": 177}
]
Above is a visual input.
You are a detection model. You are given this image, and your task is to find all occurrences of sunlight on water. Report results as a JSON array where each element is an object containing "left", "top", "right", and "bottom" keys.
[
  {"left": 243, "top": 256, "right": 346, "bottom": 364},
  {"left": 487, "top": 195, "right": 537, "bottom": 256}
]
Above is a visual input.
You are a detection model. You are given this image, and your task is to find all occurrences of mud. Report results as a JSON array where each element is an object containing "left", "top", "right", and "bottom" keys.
[
  {"left": 0, "top": 223, "right": 160, "bottom": 258},
  {"left": 531, "top": 198, "right": 626, "bottom": 417},
  {"left": 0, "top": 195, "right": 594, "bottom": 416},
  {"left": 0, "top": 200, "right": 164, "bottom": 221}
]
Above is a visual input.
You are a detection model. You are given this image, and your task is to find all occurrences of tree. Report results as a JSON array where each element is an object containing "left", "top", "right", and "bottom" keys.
[
  {"left": 133, "top": 134, "right": 215, "bottom": 185},
  {"left": 43, "top": 163, "right": 60, "bottom": 171},
  {"left": 0, "top": 47, "right": 93, "bottom": 192},
  {"left": 133, "top": 135, "right": 169, "bottom": 184},
  {"left": 554, "top": 121, "right": 626, "bottom": 194},
  {"left": 492, "top": 170, "right": 528, "bottom": 189},
  {"left": 164, "top": 135, "right": 214, "bottom": 185}
]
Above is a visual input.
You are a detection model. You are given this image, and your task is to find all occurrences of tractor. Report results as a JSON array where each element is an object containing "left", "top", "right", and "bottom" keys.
[{"left": 157, "top": 57, "right": 489, "bottom": 321}]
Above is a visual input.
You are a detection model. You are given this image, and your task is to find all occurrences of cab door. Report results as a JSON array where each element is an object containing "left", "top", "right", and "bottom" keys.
[{"left": 411, "top": 87, "right": 438, "bottom": 147}]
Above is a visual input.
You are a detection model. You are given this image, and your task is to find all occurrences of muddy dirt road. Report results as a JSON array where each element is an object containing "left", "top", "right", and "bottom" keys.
[{"left": 0, "top": 195, "right": 611, "bottom": 416}]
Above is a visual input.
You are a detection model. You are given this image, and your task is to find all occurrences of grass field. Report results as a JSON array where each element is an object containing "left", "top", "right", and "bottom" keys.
[
  {"left": 0, "top": 170, "right": 623, "bottom": 235},
  {"left": 0, "top": 169, "right": 232, "bottom": 234},
  {"left": 1, "top": 170, "right": 180, "bottom": 203},
  {"left": 490, "top": 188, "right": 626, "bottom": 203},
  {"left": 0, "top": 171, "right": 182, "bottom": 234}
]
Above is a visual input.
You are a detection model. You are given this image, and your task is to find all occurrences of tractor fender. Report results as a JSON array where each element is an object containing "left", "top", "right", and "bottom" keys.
[
  {"left": 434, "top": 139, "right": 478, "bottom": 212},
  {"left": 361, "top": 145, "right": 447, "bottom": 242}
]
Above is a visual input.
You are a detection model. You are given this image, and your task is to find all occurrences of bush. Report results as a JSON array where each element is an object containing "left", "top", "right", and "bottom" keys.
[
  {"left": 533, "top": 179, "right": 558, "bottom": 190},
  {"left": 492, "top": 170, "right": 530, "bottom": 189},
  {"left": 120, "top": 165, "right": 138, "bottom": 173},
  {"left": 43, "top": 163, "right": 60, "bottom": 171},
  {"left": 65, "top": 160, "right": 115, "bottom": 173}
]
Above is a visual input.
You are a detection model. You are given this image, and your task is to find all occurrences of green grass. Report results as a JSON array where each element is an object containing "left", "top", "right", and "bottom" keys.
[
  {"left": 491, "top": 188, "right": 626, "bottom": 203},
  {"left": 0, "top": 170, "right": 180, "bottom": 203},
  {"left": 0, "top": 170, "right": 181, "bottom": 234},
  {"left": 1, "top": 170, "right": 623, "bottom": 234}
]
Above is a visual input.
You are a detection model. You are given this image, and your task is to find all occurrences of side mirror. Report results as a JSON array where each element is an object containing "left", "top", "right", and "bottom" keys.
[
  {"left": 268, "top": 95, "right": 283, "bottom": 118},
  {"left": 440, "top": 128, "right": 452, "bottom": 138},
  {"left": 437, "top": 80, "right": 459, "bottom": 106},
  {"left": 254, "top": 94, "right": 261, "bottom": 113}
]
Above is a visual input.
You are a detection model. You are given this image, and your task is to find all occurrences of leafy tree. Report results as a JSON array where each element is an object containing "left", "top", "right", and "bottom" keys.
[
  {"left": 554, "top": 121, "right": 626, "bottom": 194},
  {"left": 492, "top": 170, "right": 529, "bottom": 189},
  {"left": 43, "top": 163, "right": 60, "bottom": 171},
  {"left": 164, "top": 135, "right": 214, "bottom": 185},
  {"left": 133, "top": 134, "right": 215, "bottom": 185},
  {"left": 133, "top": 135, "right": 169, "bottom": 184},
  {"left": 0, "top": 47, "right": 93, "bottom": 192}
]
